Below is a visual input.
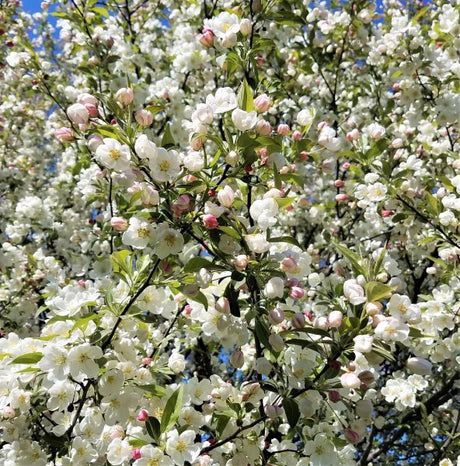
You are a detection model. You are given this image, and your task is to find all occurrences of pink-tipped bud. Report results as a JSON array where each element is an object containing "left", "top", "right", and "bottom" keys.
[
  {"left": 291, "top": 312, "right": 305, "bottom": 329},
  {"left": 277, "top": 124, "right": 290, "bottom": 135},
  {"left": 115, "top": 88, "right": 134, "bottom": 106},
  {"left": 292, "top": 130, "right": 302, "bottom": 141},
  {"left": 67, "top": 103, "right": 89, "bottom": 125},
  {"left": 334, "top": 179, "right": 344, "bottom": 188},
  {"left": 340, "top": 372, "right": 361, "bottom": 389},
  {"left": 406, "top": 357, "right": 432, "bottom": 375},
  {"left": 137, "top": 409, "right": 149, "bottom": 422},
  {"left": 344, "top": 428, "right": 360, "bottom": 445},
  {"left": 230, "top": 350, "right": 244, "bottom": 368},
  {"left": 255, "top": 119, "right": 272, "bottom": 136},
  {"left": 84, "top": 103, "right": 98, "bottom": 118},
  {"left": 254, "top": 94, "right": 271, "bottom": 113},
  {"left": 328, "top": 390, "right": 341, "bottom": 403},
  {"left": 132, "top": 448, "right": 141, "bottom": 460},
  {"left": 55, "top": 127, "right": 74, "bottom": 142},
  {"left": 289, "top": 286, "right": 305, "bottom": 300},
  {"left": 365, "top": 301, "right": 382, "bottom": 316},
  {"left": 280, "top": 257, "right": 298, "bottom": 273},
  {"left": 335, "top": 194, "right": 348, "bottom": 202},
  {"left": 215, "top": 297, "right": 230, "bottom": 314},
  {"left": 342, "top": 162, "right": 351, "bottom": 169},
  {"left": 268, "top": 308, "right": 285, "bottom": 324},
  {"left": 234, "top": 255, "right": 248, "bottom": 271},
  {"left": 265, "top": 404, "right": 282, "bottom": 419},
  {"left": 203, "top": 214, "right": 218, "bottom": 229},
  {"left": 135, "top": 109, "right": 153, "bottom": 127},
  {"left": 110, "top": 217, "right": 128, "bottom": 231},
  {"left": 199, "top": 28, "right": 214, "bottom": 48},
  {"left": 327, "top": 310, "right": 343, "bottom": 328},
  {"left": 381, "top": 210, "right": 394, "bottom": 218},
  {"left": 142, "top": 357, "right": 152, "bottom": 366},
  {"left": 346, "top": 128, "right": 360, "bottom": 141}
]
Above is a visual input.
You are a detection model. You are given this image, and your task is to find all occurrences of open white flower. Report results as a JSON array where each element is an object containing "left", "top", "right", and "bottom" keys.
[
  {"left": 67, "top": 344, "right": 103, "bottom": 379},
  {"left": 232, "top": 108, "right": 258, "bottom": 131},
  {"left": 206, "top": 87, "right": 237, "bottom": 113},
  {"left": 250, "top": 197, "right": 279, "bottom": 230},
  {"left": 166, "top": 429, "right": 200, "bottom": 465},
  {"left": 149, "top": 147, "right": 181, "bottom": 183},
  {"left": 155, "top": 228, "right": 184, "bottom": 259},
  {"left": 95, "top": 138, "right": 131, "bottom": 171},
  {"left": 122, "top": 216, "right": 155, "bottom": 249},
  {"left": 134, "top": 445, "right": 173, "bottom": 466}
]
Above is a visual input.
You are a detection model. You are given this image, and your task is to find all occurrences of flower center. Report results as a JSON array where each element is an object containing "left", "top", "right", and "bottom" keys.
[
  {"left": 176, "top": 439, "right": 187, "bottom": 453},
  {"left": 109, "top": 149, "right": 121, "bottom": 160},
  {"left": 137, "top": 227, "right": 150, "bottom": 238},
  {"left": 159, "top": 160, "right": 170, "bottom": 172}
]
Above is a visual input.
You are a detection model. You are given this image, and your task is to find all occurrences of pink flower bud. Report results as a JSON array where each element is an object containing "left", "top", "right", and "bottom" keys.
[
  {"left": 255, "top": 119, "right": 272, "bottom": 136},
  {"left": 132, "top": 448, "right": 141, "bottom": 460},
  {"left": 334, "top": 179, "right": 344, "bottom": 188},
  {"left": 67, "top": 103, "right": 89, "bottom": 125},
  {"left": 135, "top": 109, "right": 153, "bottom": 126},
  {"left": 203, "top": 213, "right": 218, "bottom": 229},
  {"left": 84, "top": 103, "right": 98, "bottom": 118},
  {"left": 346, "top": 128, "right": 360, "bottom": 141},
  {"left": 254, "top": 94, "right": 271, "bottom": 113},
  {"left": 234, "top": 255, "right": 248, "bottom": 271},
  {"left": 289, "top": 286, "right": 305, "bottom": 300},
  {"left": 87, "top": 135, "right": 102, "bottom": 152},
  {"left": 230, "top": 350, "right": 244, "bottom": 368},
  {"left": 77, "top": 279, "right": 86, "bottom": 287},
  {"left": 317, "top": 121, "right": 329, "bottom": 131},
  {"left": 280, "top": 257, "right": 298, "bottom": 273},
  {"left": 277, "top": 124, "right": 290, "bottom": 135},
  {"left": 110, "top": 217, "right": 128, "bottom": 231},
  {"left": 300, "top": 151, "right": 309, "bottom": 161},
  {"left": 265, "top": 404, "right": 282, "bottom": 419},
  {"left": 115, "top": 88, "right": 134, "bottom": 106},
  {"left": 365, "top": 301, "right": 382, "bottom": 316},
  {"left": 1, "top": 406, "right": 16, "bottom": 419},
  {"left": 291, "top": 312, "right": 305, "bottom": 329},
  {"left": 215, "top": 297, "right": 230, "bottom": 314},
  {"left": 55, "top": 127, "right": 74, "bottom": 142},
  {"left": 328, "top": 390, "right": 341, "bottom": 403},
  {"left": 327, "top": 310, "right": 343, "bottom": 328},
  {"left": 342, "top": 162, "right": 351, "bottom": 169},
  {"left": 381, "top": 210, "right": 394, "bottom": 218},
  {"left": 172, "top": 194, "right": 193, "bottom": 217},
  {"left": 268, "top": 308, "right": 285, "bottom": 324},
  {"left": 335, "top": 194, "right": 348, "bottom": 202},
  {"left": 199, "top": 28, "right": 214, "bottom": 48},
  {"left": 358, "top": 370, "right": 374, "bottom": 385},
  {"left": 315, "top": 316, "right": 329, "bottom": 330},
  {"left": 340, "top": 372, "right": 361, "bottom": 389},
  {"left": 344, "top": 428, "right": 360, "bottom": 445},
  {"left": 142, "top": 357, "right": 152, "bottom": 366},
  {"left": 292, "top": 130, "right": 302, "bottom": 141},
  {"left": 77, "top": 93, "right": 98, "bottom": 107},
  {"left": 137, "top": 409, "right": 149, "bottom": 422},
  {"left": 406, "top": 357, "right": 432, "bottom": 375}
]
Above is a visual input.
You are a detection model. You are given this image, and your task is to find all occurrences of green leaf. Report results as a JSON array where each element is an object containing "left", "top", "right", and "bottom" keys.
[
  {"left": 224, "top": 282, "right": 240, "bottom": 317},
  {"left": 136, "top": 384, "right": 167, "bottom": 398},
  {"left": 11, "top": 352, "right": 43, "bottom": 364},
  {"left": 334, "top": 242, "right": 367, "bottom": 276},
  {"left": 161, "top": 123, "right": 175, "bottom": 148},
  {"left": 213, "top": 413, "right": 231, "bottom": 435},
  {"left": 160, "top": 385, "right": 184, "bottom": 433},
  {"left": 268, "top": 236, "right": 302, "bottom": 248},
  {"left": 282, "top": 398, "right": 300, "bottom": 428},
  {"left": 93, "top": 6, "right": 109, "bottom": 17},
  {"left": 218, "top": 226, "right": 241, "bottom": 240},
  {"left": 129, "top": 438, "right": 149, "bottom": 448},
  {"left": 183, "top": 257, "right": 213, "bottom": 273},
  {"left": 254, "top": 318, "right": 271, "bottom": 350},
  {"left": 237, "top": 79, "right": 254, "bottom": 112},
  {"left": 146, "top": 416, "right": 161, "bottom": 441},
  {"left": 365, "top": 282, "right": 395, "bottom": 302}
]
